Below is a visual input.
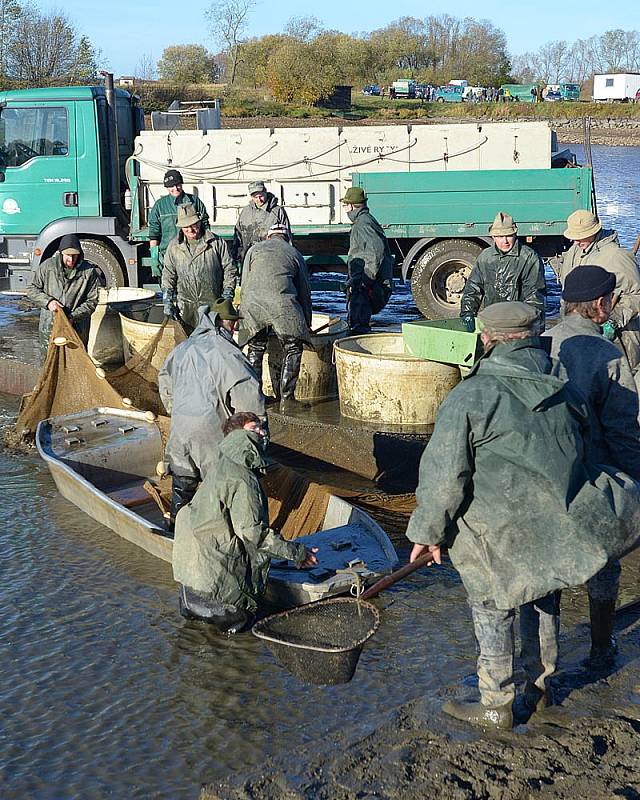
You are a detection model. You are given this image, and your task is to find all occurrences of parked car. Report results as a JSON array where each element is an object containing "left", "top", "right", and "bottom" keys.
[
  {"left": 361, "top": 85, "right": 381, "bottom": 96},
  {"left": 434, "top": 85, "right": 465, "bottom": 103},
  {"left": 544, "top": 89, "right": 562, "bottom": 101}
]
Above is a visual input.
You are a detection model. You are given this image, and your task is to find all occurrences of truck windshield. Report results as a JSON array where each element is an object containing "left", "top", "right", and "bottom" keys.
[{"left": 0, "top": 106, "right": 69, "bottom": 167}]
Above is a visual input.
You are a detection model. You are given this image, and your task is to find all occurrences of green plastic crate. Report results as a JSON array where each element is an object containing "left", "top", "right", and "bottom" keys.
[{"left": 402, "top": 318, "right": 482, "bottom": 367}]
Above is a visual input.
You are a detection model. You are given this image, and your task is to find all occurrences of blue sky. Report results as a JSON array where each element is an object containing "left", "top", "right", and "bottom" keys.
[{"left": 61, "top": 0, "right": 637, "bottom": 75}]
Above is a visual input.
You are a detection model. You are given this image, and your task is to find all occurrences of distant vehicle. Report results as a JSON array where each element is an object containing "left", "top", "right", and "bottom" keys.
[
  {"left": 434, "top": 85, "right": 465, "bottom": 103},
  {"left": 361, "top": 85, "right": 381, "bottom": 96},
  {"left": 593, "top": 73, "right": 640, "bottom": 102},
  {"left": 391, "top": 79, "right": 416, "bottom": 99},
  {"left": 463, "top": 86, "right": 485, "bottom": 101},
  {"left": 415, "top": 83, "right": 430, "bottom": 99},
  {"left": 559, "top": 83, "right": 580, "bottom": 101},
  {"left": 448, "top": 79, "right": 468, "bottom": 87},
  {"left": 499, "top": 84, "right": 537, "bottom": 103},
  {"left": 544, "top": 89, "right": 562, "bottom": 102}
]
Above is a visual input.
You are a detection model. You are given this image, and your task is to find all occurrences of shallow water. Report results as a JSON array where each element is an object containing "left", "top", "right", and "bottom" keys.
[{"left": 1, "top": 143, "right": 640, "bottom": 798}]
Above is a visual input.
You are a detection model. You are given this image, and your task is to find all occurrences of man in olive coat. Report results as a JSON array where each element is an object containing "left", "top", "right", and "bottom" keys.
[
  {"left": 161, "top": 204, "right": 236, "bottom": 333},
  {"left": 554, "top": 209, "right": 640, "bottom": 386},
  {"left": 547, "top": 265, "right": 640, "bottom": 666},
  {"left": 406, "top": 301, "right": 640, "bottom": 730},
  {"left": 172, "top": 411, "right": 318, "bottom": 632},
  {"left": 148, "top": 169, "right": 209, "bottom": 277},
  {"left": 460, "top": 211, "right": 546, "bottom": 331},
  {"left": 241, "top": 224, "right": 312, "bottom": 411},
  {"left": 26, "top": 234, "right": 100, "bottom": 361},
  {"left": 231, "top": 180, "right": 291, "bottom": 266},
  {"left": 341, "top": 186, "right": 394, "bottom": 333},
  {"left": 159, "top": 301, "right": 265, "bottom": 530}
]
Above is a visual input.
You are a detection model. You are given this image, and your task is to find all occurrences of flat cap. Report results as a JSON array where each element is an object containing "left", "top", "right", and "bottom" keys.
[
  {"left": 266, "top": 223, "right": 290, "bottom": 240},
  {"left": 477, "top": 301, "right": 539, "bottom": 333},
  {"left": 164, "top": 169, "right": 183, "bottom": 187},
  {"left": 562, "top": 265, "right": 616, "bottom": 302},
  {"left": 248, "top": 180, "right": 266, "bottom": 194}
]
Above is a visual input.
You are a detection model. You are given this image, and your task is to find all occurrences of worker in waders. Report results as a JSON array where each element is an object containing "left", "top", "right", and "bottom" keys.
[
  {"left": 148, "top": 169, "right": 209, "bottom": 278},
  {"left": 406, "top": 301, "right": 640, "bottom": 730},
  {"left": 547, "top": 266, "right": 640, "bottom": 667},
  {"left": 25, "top": 234, "right": 100, "bottom": 362},
  {"left": 460, "top": 211, "right": 546, "bottom": 332},
  {"left": 241, "top": 224, "right": 313, "bottom": 412},
  {"left": 172, "top": 411, "right": 318, "bottom": 632},
  {"left": 231, "top": 180, "right": 291, "bottom": 267},
  {"left": 341, "top": 187, "right": 393, "bottom": 333}
]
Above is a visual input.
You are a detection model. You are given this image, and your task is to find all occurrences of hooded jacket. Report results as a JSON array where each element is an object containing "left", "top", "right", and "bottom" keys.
[
  {"left": 172, "top": 429, "right": 306, "bottom": 612},
  {"left": 161, "top": 229, "right": 236, "bottom": 331},
  {"left": 240, "top": 237, "right": 312, "bottom": 342},
  {"left": 232, "top": 192, "right": 291, "bottom": 264},
  {"left": 159, "top": 308, "right": 265, "bottom": 478},
  {"left": 555, "top": 230, "right": 640, "bottom": 372},
  {"left": 460, "top": 240, "right": 546, "bottom": 320},
  {"left": 25, "top": 250, "right": 100, "bottom": 351},
  {"left": 406, "top": 338, "right": 640, "bottom": 610}
]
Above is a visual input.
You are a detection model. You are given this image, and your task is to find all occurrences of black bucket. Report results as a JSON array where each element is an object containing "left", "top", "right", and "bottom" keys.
[{"left": 252, "top": 597, "right": 380, "bottom": 685}]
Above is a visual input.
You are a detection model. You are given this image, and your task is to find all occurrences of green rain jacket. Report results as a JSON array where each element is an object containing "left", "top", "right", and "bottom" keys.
[
  {"left": 161, "top": 229, "right": 236, "bottom": 331},
  {"left": 460, "top": 240, "right": 546, "bottom": 320},
  {"left": 148, "top": 192, "right": 209, "bottom": 257},
  {"left": 240, "top": 238, "right": 312, "bottom": 343},
  {"left": 25, "top": 252, "right": 100, "bottom": 350},
  {"left": 406, "top": 338, "right": 640, "bottom": 610},
  {"left": 347, "top": 206, "right": 394, "bottom": 310},
  {"left": 555, "top": 230, "right": 640, "bottom": 373},
  {"left": 172, "top": 429, "right": 306, "bottom": 613},
  {"left": 232, "top": 193, "right": 291, "bottom": 265}
]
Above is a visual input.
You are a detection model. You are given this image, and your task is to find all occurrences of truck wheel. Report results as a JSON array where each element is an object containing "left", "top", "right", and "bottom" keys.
[
  {"left": 80, "top": 239, "right": 126, "bottom": 288},
  {"left": 437, "top": 97, "right": 445, "bottom": 103},
  {"left": 410, "top": 239, "right": 484, "bottom": 319}
]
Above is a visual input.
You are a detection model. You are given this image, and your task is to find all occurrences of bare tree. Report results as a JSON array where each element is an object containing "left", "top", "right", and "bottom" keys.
[
  {"left": 284, "top": 15, "right": 323, "bottom": 42},
  {"left": 134, "top": 53, "right": 157, "bottom": 82},
  {"left": 207, "top": 0, "right": 256, "bottom": 84}
]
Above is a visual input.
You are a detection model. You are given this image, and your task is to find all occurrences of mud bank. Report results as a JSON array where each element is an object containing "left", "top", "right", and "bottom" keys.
[{"left": 204, "top": 597, "right": 640, "bottom": 800}]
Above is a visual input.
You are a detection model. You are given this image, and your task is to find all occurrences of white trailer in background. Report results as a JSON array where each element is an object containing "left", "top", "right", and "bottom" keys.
[{"left": 593, "top": 73, "right": 640, "bottom": 101}]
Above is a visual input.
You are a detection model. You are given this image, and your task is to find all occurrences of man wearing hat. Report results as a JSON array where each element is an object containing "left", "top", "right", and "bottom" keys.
[
  {"left": 161, "top": 203, "right": 236, "bottom": 333},
  {"left": 547, "top": 265, "right": 640, "bottom": 667},
  {"left": 406, "top": 301, "right": 632, "bottom": 730},
  {"left": 341, "top": 186, "right": 394, "bottom": 333},
  {"left": 460, "top": 211, "right": 546, "bottom": 332},
  {"left": 555, "top": 210, "right": 640, "bottom": 384},
  {"left": 231, "top": 180, "right": 290, "bottom": 266},
  {"left": 148, "top": 169, "right": 209, "bottom": 277},
  {"left": 159, "top": 300, "right": 265, "bottom": 531},
  {"left": 26, "top": 234, "right": 101, "bottom": 361},
  {"left": 240, "top": 223, "right": 312, "bottom": 412}
]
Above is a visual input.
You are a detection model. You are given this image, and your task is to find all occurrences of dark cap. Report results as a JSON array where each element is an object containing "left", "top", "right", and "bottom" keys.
[
  {"left": 58, "top": 234, "right": 82, "bottom": 255},
  {"left": 212, "top": 297, "right": 241, "bottom": 321},
  {"left": 562, "top": 266, "right": 616, "bottom": 303},
  {"left": 477, "top": 301, "right": 539, "bottom": 333},
  {"left": 164, "top": 169, "right": 184, "bottom": 187}
]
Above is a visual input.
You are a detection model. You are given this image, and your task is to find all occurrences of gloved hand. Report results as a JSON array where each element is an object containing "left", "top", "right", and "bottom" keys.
[
  {"left": 162, "top": 290, "right": 176, "bottom": 319},
  {"left": 601, "top": 320, "right": 617, "bottom": 341},
  {"left": 221, "top": 287, "right": 235, "bottom": 301},
  {"left": 150, "top": 245, "right": 162, "bottom": 278},
  {"left": 461, "top": 313, "right": 476, "bottom": 333}
]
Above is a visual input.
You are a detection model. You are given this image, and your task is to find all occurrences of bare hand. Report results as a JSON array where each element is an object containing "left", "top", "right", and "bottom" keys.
[
  {"left": 299, "top": 546, "right": 319, "bottom": 568},
  {"left": 47, "top": 299, "right": 63, "bottom": 313},
  {"left": 410, "top": 542, "right": 443, "bottom": 566}
]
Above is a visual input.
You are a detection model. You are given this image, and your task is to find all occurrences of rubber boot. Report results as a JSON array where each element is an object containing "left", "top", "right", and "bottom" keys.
[
  {"left": 279, "top": 339, "right": 307, "bottom": 413},
  {"left": 247, "top": 341, "right": 266, "bottom": 388},
  {"left": 522, "top": 683, "right": 553, "bottom": 715},
  {"left": 168, "top": 474, "right": 199, "bottom": 536},
  {"left": 587, "top": 596, "right": 618, "bottom": 667},
  {"left": 442, "top": 699, "right": 513, "bottom": 730}
]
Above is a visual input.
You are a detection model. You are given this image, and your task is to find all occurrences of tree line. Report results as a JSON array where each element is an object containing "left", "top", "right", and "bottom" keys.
[{"left": 0, "top": 0, "right": 100, "bottom": 87}]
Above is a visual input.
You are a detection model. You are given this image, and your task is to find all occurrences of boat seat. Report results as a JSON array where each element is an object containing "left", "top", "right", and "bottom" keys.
[{"left": 108, "top": 482, "right": 155, "bottom": 509}]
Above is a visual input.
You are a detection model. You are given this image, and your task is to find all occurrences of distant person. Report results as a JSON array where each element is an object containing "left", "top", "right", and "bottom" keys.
[
  {"left": 148, "top": 169, "right": 209, "bottom": 278},
  {"left": 231, "top": 180, "right": 290, "bottom": 266},
  {"left": 341, "top": 187, "right": 394, "bottom": 333},
  {"left": 554, "top": 210, "right": 640, "bottom": 388},
  {"left": 26, "top": 234, "right": 100, "bottom": 362},
  {"left": 172, "top": 411, "right": 318, "bottom": 632},
  {"left": 460, "top": 211, "right": 546, "bottom": 331}
]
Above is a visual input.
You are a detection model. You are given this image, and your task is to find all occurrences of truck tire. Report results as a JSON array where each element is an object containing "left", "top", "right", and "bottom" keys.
[
  {"left": 80, "top": 239, "right": 126, "bottom": 288},
  {"left": 410, "top": 239, "right": 484, "bottom": 319}
]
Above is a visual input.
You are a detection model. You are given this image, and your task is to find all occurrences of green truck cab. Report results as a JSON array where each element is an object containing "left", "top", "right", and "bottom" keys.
[{"left": 0, "top": 83, "right": 144, "bottom": 292}]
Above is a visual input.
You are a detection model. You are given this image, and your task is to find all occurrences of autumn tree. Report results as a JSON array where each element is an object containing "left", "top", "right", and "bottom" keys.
[
  {"left": 157, "top": 45, "right": 216, "bottom": 84},
  {"left": 207, "top": 0, "right": 256, "bottom": 84}
]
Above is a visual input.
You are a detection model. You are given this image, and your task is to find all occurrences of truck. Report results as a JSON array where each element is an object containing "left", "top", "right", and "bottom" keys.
[
  {"left": 434, "top": 85, "right": 465, "bottom": 103},
  {"left": 593, "top": 73, "right": 640, "bottom": 102},
  {"left": 500, "top": 84, "right": 537, "bottom": 103},
  {"left": 0, "top": 78, "right": 593, "bottom": 319},
  {"left": 390, "top": 80, "right": 416, "bottom": 99}
]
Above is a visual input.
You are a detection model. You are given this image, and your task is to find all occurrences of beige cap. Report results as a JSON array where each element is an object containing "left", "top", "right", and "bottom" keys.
[
  {"left": 177, "top": 203, "right": 202, "bottom": 228},
  {"left": 489, "top": 211, "right": 517, "bottom": 236},
  {"left": 477, "top": 301, "right": 538, "bottom": 333},
  {"left": 564, "top": 209, "right": 602, "bottom": 240}
]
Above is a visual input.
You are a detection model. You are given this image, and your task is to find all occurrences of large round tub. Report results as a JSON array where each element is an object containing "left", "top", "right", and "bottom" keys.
[{"left": 87, "top": 287, "right": 156, "bottom": 368}]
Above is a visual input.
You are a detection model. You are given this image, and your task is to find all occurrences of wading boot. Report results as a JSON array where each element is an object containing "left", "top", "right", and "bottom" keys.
[
  {"left": 247, "top": 343, "right": 266, "bottom": 389},
  {"left": 586, "top": 596, "right": 618, "bottom": 668},
  {"left": 442, "top": 699, "right": 513, "bottom": 730},
  {"left": 279, "top": 339, "right": 308, "bottom": 413},
  {"left": 521, "top": 683, "right": 553, "bottom": 716},
  {"left": 168, "top": 474, "right": 199, "bottom": 537}
]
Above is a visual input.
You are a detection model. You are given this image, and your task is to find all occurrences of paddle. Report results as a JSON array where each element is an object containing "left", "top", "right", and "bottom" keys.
[{"left": 360, "top": 551, "right": 436, "bottom": 600}]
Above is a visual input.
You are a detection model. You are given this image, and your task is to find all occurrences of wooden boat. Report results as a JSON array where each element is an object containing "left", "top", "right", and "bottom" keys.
[{"left": 36, "top": 407, "right": 398, "bottom": 607}]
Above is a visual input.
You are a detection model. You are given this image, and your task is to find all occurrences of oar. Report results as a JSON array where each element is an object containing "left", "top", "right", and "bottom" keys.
[
  {"left": 311, "top": 316, "right": 340, "bottom": 335},
  {"left": 360, "top": 552, "right": 436, "bottom": 600}
]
